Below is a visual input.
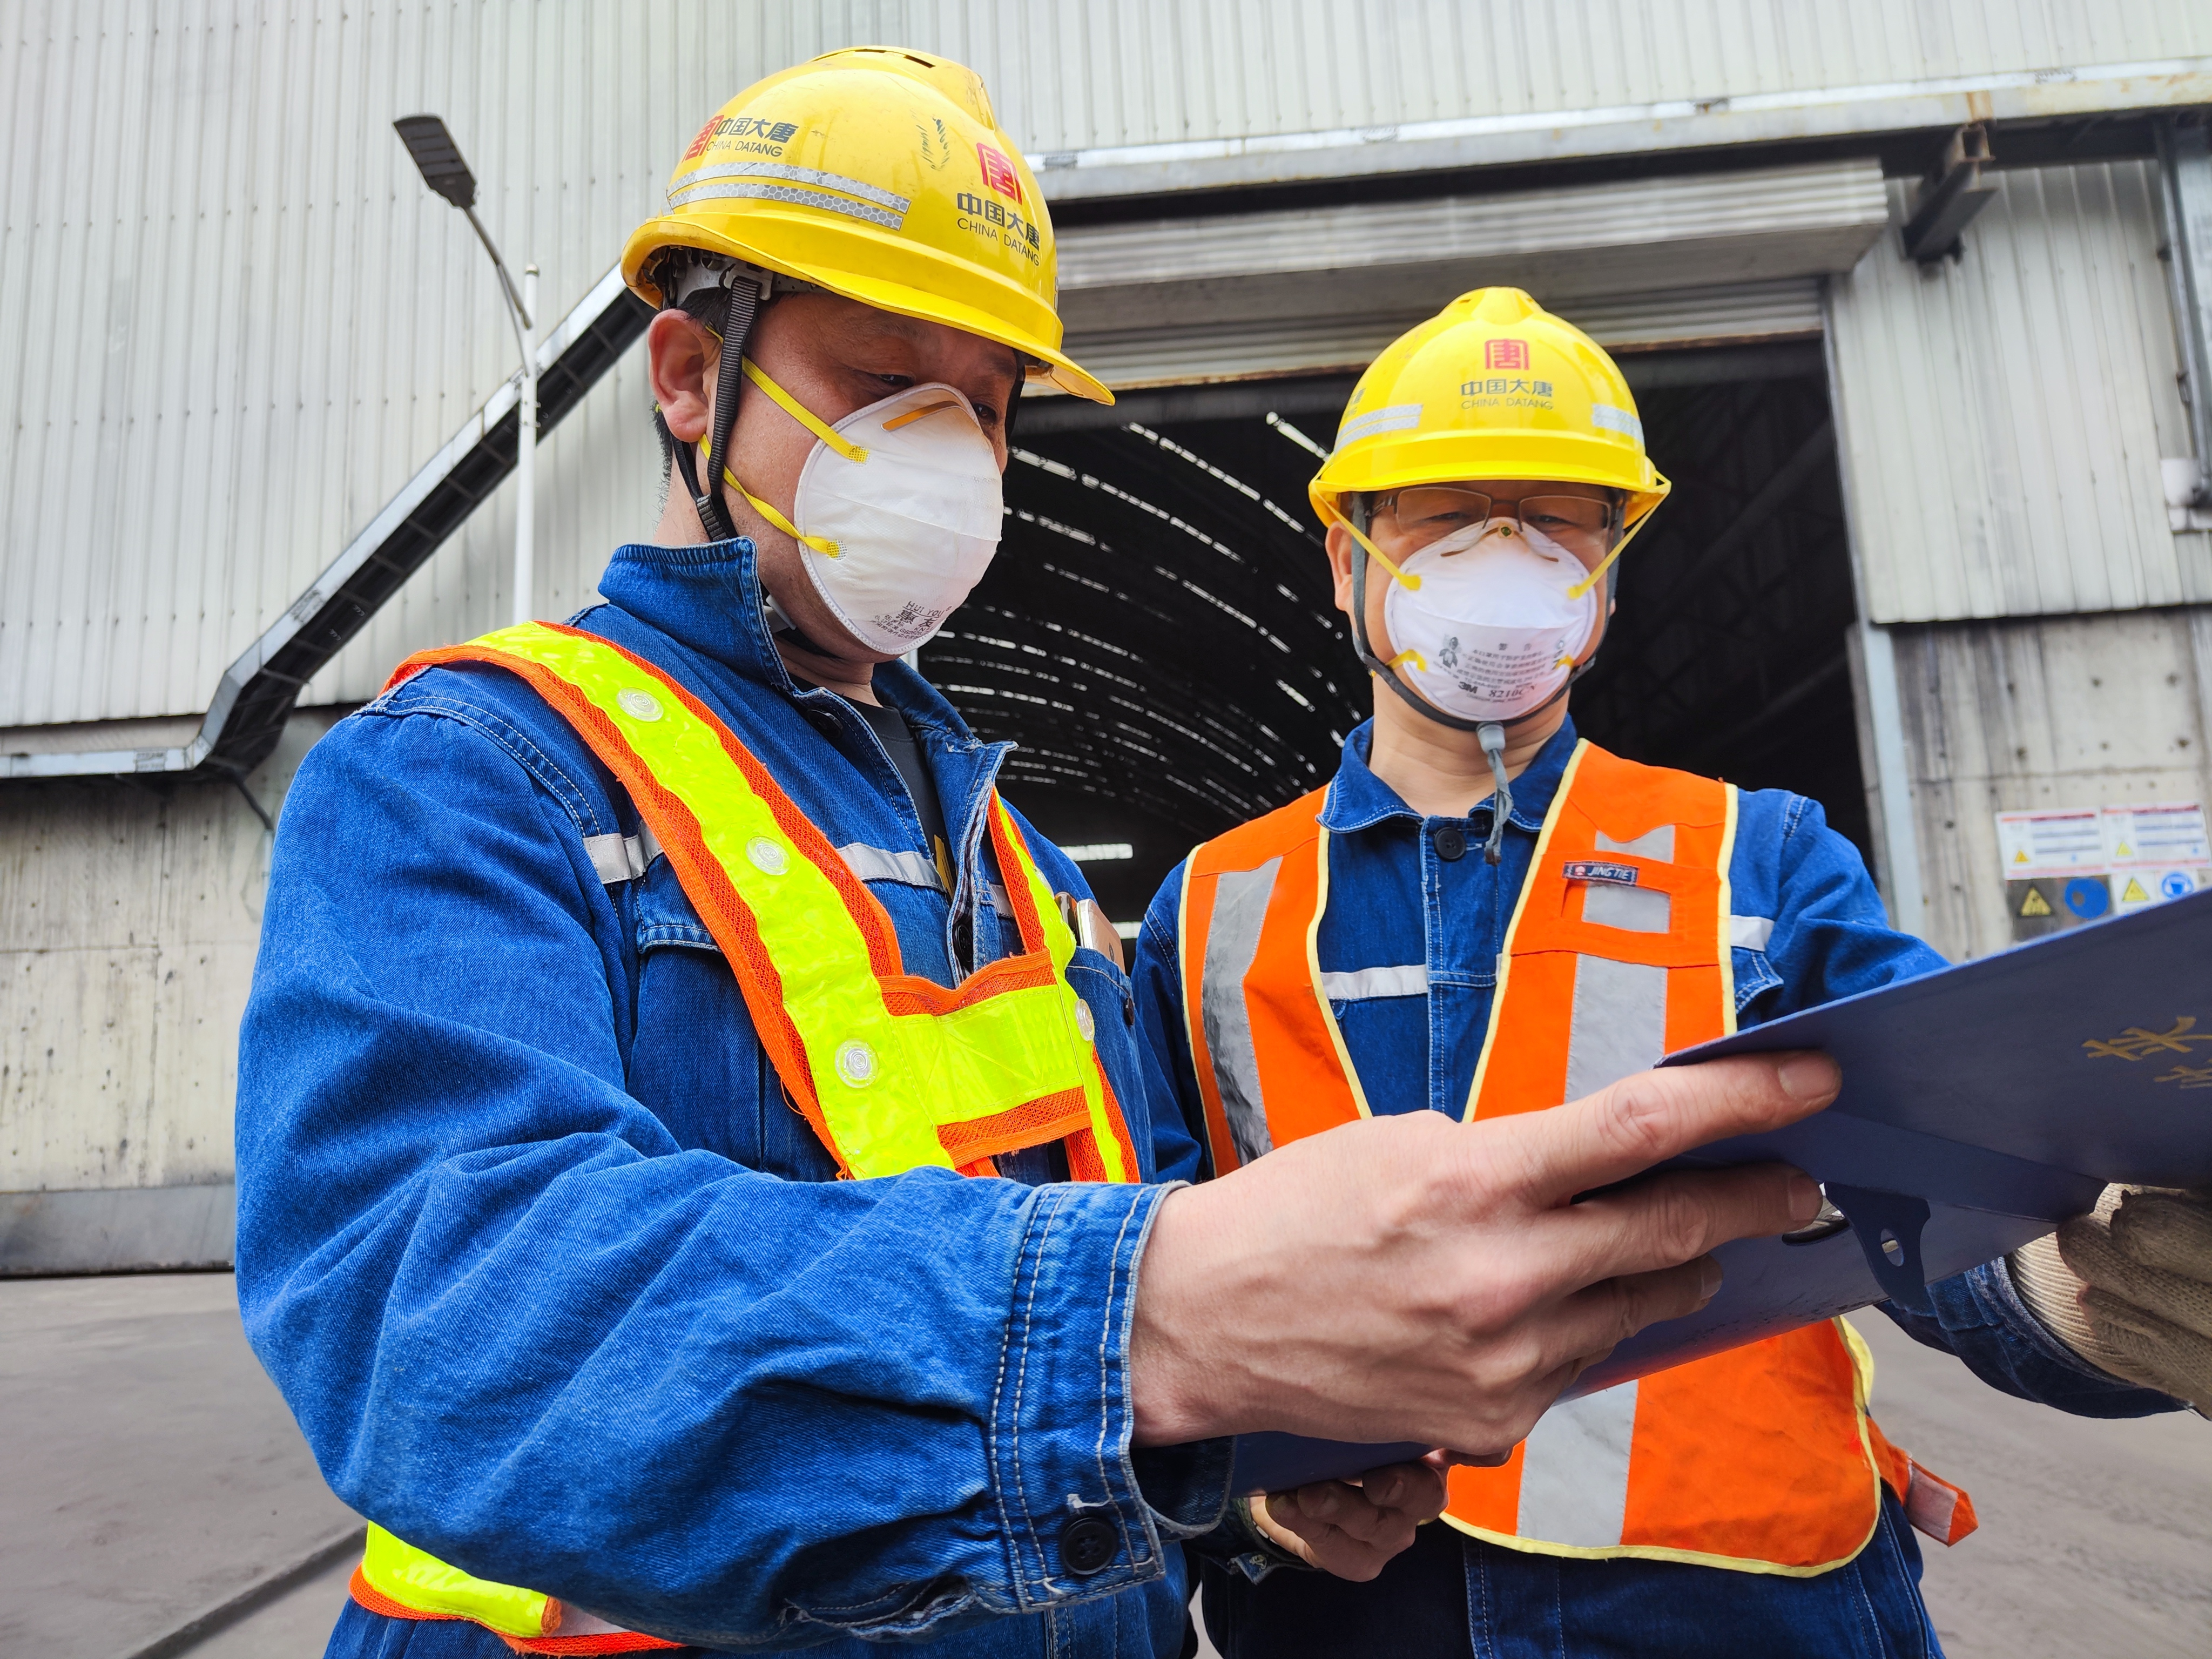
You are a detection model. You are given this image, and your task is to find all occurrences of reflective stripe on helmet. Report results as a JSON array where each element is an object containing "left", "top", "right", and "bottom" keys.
[
  {"left": 622, "top": 49, "right": 1112, "bottom": 405},
  {"left": 1309, "top": 287, "right": 1669, "bottom": 532}
]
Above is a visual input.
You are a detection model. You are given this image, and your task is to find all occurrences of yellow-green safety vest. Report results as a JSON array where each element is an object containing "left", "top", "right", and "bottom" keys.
[{"left": 347, "top": 623, "right": 1142, "bottom": 1651}]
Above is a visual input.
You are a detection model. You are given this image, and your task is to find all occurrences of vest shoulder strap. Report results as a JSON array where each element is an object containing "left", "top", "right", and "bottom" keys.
[
  {"left": 1179, "top": 785, "right": 1358, "bottom": 1172},
  {"left": 1467, "top": 738, "right": 1738, "bottom": 1120},
  {"left": 1188, "top": 784, "right": 1330, "bottom": 880}
]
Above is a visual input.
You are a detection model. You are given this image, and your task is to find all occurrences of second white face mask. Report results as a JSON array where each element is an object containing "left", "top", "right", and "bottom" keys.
[
  {"left": 1380, "top": 518, "right": 1600, "bottom": 723},
  {"left": 792, "top": 382, "right": 1003, "bottom": 655}
]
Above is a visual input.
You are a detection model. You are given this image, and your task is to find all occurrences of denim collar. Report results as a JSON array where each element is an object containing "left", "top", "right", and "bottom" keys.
[
  {"left": 592, "top": 537, "right": 979, "bottom": 746},
  {"left": 1318, "top": 714, "right": 1580, "bottom": 833}
]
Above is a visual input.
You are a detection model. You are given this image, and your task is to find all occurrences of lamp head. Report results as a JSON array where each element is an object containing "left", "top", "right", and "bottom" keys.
[{"left": 394, "top": 115, "right": 476, "bottom": 210}]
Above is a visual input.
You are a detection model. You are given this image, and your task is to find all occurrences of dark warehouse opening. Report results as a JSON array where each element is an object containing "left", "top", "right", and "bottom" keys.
[{"left": 920, "top": 349, "right": 1869, "bottom": 929}]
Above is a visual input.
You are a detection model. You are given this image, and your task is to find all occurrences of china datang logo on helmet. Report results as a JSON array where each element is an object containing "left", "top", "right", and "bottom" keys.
[{"left": 616, "top": 46, "right": 1116, "bottom": 652}]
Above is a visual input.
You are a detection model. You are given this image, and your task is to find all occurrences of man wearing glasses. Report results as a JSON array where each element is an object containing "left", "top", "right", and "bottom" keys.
[{"left": 1134, "top": 287, "right": 2203, "bottom": 1657}]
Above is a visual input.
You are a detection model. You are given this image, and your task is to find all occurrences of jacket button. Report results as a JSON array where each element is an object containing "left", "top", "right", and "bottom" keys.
[
  {"left": 1058, "top": 1514, "right": 1118, "bottom": 1577},
  {"left": 1433, "top": 826, "right": 1468, "bottom": 862}
]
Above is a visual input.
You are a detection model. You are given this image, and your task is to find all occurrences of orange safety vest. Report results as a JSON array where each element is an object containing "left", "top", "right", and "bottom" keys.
[
  {"left": 1179, "top": 739, "right": 1975, "bottom": 1573},
  {"left": 347, "top": 624, "right": 1143, "bottom": 1651}
]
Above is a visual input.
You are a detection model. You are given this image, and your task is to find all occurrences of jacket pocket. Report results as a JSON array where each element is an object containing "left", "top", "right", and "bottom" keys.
[{"left": 627, "top": 862, "right": 838, "bottom": 1182}]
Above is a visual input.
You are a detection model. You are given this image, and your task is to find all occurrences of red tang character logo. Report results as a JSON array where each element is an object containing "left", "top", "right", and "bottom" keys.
[
  {"left": 975, "top": 142, "right": 1024, "bottom": 204},
  {"left": 1485, "top": 339, "right": 1529, "bottom": 371}
]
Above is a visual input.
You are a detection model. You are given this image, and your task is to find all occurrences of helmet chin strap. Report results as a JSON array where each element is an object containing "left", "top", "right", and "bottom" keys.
[
  {"left": 1341, "top": 491, "right": 1618, "bottom": 862},
  {"left": 660, "top": 260, "right": 775, "bottom": 544}
]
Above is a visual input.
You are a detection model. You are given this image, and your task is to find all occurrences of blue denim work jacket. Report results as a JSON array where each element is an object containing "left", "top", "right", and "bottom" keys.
[
  {"left": 1132, "top": 720, "right": 2179, "bottom": 1655},
  {"left": 235, "top": 540, "right": 1220, "bottom": 1658}
]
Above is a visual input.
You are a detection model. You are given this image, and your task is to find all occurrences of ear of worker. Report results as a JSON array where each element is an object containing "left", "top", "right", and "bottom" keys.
[{"left": 2009, "top": 1186, "right": 2212, "bottom": 1413}]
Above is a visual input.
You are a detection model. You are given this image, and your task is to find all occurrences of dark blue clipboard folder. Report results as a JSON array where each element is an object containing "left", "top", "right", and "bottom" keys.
[{"left": 1229, "top": 884, "right": 2212, "bottom": 1495}]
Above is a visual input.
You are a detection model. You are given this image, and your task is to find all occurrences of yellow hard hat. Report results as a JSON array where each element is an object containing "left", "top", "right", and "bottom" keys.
[
  {"left": 1310, "top": 287, "right": 1668, "bottom": 528},
  {"left": 622, "top": 46, "right": 1110, "bottom": 404}
]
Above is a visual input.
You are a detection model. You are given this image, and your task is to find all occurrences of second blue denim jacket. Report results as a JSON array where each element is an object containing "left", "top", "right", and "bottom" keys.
[{"left": 1130, "top": 719, "right": 2177, "bottom": 1649}]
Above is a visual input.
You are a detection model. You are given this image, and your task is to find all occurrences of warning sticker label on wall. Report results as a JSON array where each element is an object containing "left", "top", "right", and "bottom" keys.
[
  {"left": 1994, "top": 809, "right": 2106, "bottom": 878},
  {"left": 2101, "top": 803, "right": 2210, "bottom": 869},
  {"left": 1995, "top": 803, "right": 2207, "bottom": 940}
]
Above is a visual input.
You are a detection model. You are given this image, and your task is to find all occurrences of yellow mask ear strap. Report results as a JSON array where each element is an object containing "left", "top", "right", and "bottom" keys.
[
  {"left": 739, "top": 358, "right": 870, "bottom": 463},
  {"left": 1566, "top": 507, "right": 1654, "bottom": 600},
  {"left": 1319, "top": 498, "right": 1421, "bottom": 590},
  {"left": 699, "top": 442, "right": 842, "bottom": 557}
]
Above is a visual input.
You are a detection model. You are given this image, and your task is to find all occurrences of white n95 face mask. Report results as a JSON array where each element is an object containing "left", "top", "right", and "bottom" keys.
[
  {"left": 1380, "top": 518, "right": 1600, "bottom": 723},
  {"left": 713, "top": 367, "right": 1004, "bottom": 656}
]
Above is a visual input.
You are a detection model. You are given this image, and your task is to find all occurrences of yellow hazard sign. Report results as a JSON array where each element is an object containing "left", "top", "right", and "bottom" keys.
[
  {"left": 2012, "top": 848, "right": 2029, "bottom": 864},
  {"left": 2019, "top": 886, "right": 2053, "bottom": 917},
  {"left": 2121, "top": 875, "right": 2150, "bottom": 903},
  {"left": 2115, "top": 842, "right": 2134, "bottom": 859}
]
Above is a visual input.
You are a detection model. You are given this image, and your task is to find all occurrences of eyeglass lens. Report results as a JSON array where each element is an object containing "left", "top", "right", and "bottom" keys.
[{"left": 1378, "top": 487, "right": 1610, "bottom": 549}]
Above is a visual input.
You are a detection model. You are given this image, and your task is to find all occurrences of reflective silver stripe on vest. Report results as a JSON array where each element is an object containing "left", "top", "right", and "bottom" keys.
[
  {"left": 1319, "top": 963, "right": 1428, "bottom": 1001},
  {"left": 1582, "top": 825, "right": 1674, "bottom": 933},
  {"left": 1515, "top": 1380, "right": 1641, "bottom": 1546},
  {"left": 582, "top": 822, "right": 665, "bottom": 885},
  {"left": 837, "top": 842, "right": 945, "bottom": 891},
  {"left": 1201, "top": 859, "right": 1282, "bottom": 1165},
  {"left": 1563, "top": 957, "right": 1670, "bottom": 1100},
  {"left": 1563, "top": 822, "right": 1676, "bottom": 1098}
]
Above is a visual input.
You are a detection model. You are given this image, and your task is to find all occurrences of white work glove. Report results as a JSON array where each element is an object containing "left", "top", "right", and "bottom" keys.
[{"left": 2009, "top": 1186, "right": 2212, "bottom": 1414}]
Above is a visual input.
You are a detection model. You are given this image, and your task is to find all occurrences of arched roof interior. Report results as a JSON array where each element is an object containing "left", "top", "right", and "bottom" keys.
[{"left": 925, "top": 357, "right": 1865, "bottom": 926}]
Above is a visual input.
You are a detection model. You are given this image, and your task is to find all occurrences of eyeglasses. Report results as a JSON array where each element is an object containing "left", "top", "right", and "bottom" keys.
[{"left": 1373, "top": 487, "right": 1614, "bottom": 554}]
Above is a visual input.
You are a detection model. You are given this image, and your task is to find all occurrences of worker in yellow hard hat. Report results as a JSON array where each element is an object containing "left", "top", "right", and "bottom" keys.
[
  {"left": 237, "top": 57, "right": 1856, "bottom": 1659},
  {"left": 1128, "top": 287, "right": 2211, "bottom": 1657}
]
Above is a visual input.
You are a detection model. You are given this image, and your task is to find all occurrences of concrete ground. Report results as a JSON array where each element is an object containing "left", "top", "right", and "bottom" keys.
[{"left": 2, "top": 1274, "right": 2206, "bottom": 1658}]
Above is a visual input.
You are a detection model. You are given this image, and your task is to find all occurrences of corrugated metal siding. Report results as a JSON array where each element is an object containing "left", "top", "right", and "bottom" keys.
[
  {"left": 1059, "top": 161, "right": 1886, "bottom": 299},
  {"left": 1056, "top": 161, "right": 1885, "bottom": 338},
  {"left": 1830, "top": 163, "right": 2212, "bottom": 624},
  {"left": 982, "top": 0, "right": 2212, "bottom": 155},
  {"left": 0, "top": 0, "right": 910, "bottom": 727},
  {"left": 8, "top": 2, "right": 2212, "bottom": 725}
]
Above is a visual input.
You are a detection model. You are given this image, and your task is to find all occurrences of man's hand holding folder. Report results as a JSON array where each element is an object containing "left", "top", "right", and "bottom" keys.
[{"left": 1126, "top": 1052, "right": 1836, "bottom": 1465}]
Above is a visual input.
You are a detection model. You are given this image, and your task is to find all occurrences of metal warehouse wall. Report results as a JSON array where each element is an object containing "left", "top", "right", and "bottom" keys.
[
  {"left": 1820, "top": 159, "right": 2212, "bottom": 960},
  {"left": 8, "top": 0, "right": 2212, "bottom": 731},
  {"left": 1, "top": 711, "right": 335, "bottom": 1235},
  {"left": 1893, "top": 609, "right": 2212, "bottom": 960},
  {"left": 1829, "top": 163, "right": 2212, "bottom": 622}
]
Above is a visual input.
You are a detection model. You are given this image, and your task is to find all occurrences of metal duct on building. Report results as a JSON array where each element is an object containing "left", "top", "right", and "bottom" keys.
[
  {"left": 1056, "top": 162, "right": 1888, "bottom": 333},
  {"left": 1057, "top": 279, "right": 1827, "bottom": 392}
]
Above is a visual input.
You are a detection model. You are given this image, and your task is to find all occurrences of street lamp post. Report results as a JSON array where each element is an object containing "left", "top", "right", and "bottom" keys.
[{"left": 394, "top": 114, "right": 539, "bottom": 626}]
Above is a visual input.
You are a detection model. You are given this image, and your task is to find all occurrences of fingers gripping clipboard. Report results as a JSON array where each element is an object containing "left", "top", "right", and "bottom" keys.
[{"left": 1227, "top": 885, "right": 2212, "bottom": 1495}]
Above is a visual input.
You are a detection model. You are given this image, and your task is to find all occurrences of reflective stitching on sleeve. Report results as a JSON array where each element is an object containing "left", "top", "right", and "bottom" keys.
[
  {"left": 837, "top": 841, "right": 945, "bottom": 890},
  {"left": 582, "top": 833, "right": 643, "bottom": 885},
  {"left": 1730, "top": 915, "right": 1775, "bottom": 950}
]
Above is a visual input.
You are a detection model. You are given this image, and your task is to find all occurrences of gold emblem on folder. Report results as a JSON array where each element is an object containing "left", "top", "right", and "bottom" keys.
[{"left": 2083, "top": 1017, "right": 2212, "bottom": 1084}]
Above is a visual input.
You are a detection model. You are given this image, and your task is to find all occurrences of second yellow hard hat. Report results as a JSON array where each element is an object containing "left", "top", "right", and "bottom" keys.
[{"left": 1310, "top": 288, "right": 1668, "bottom": 527}]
